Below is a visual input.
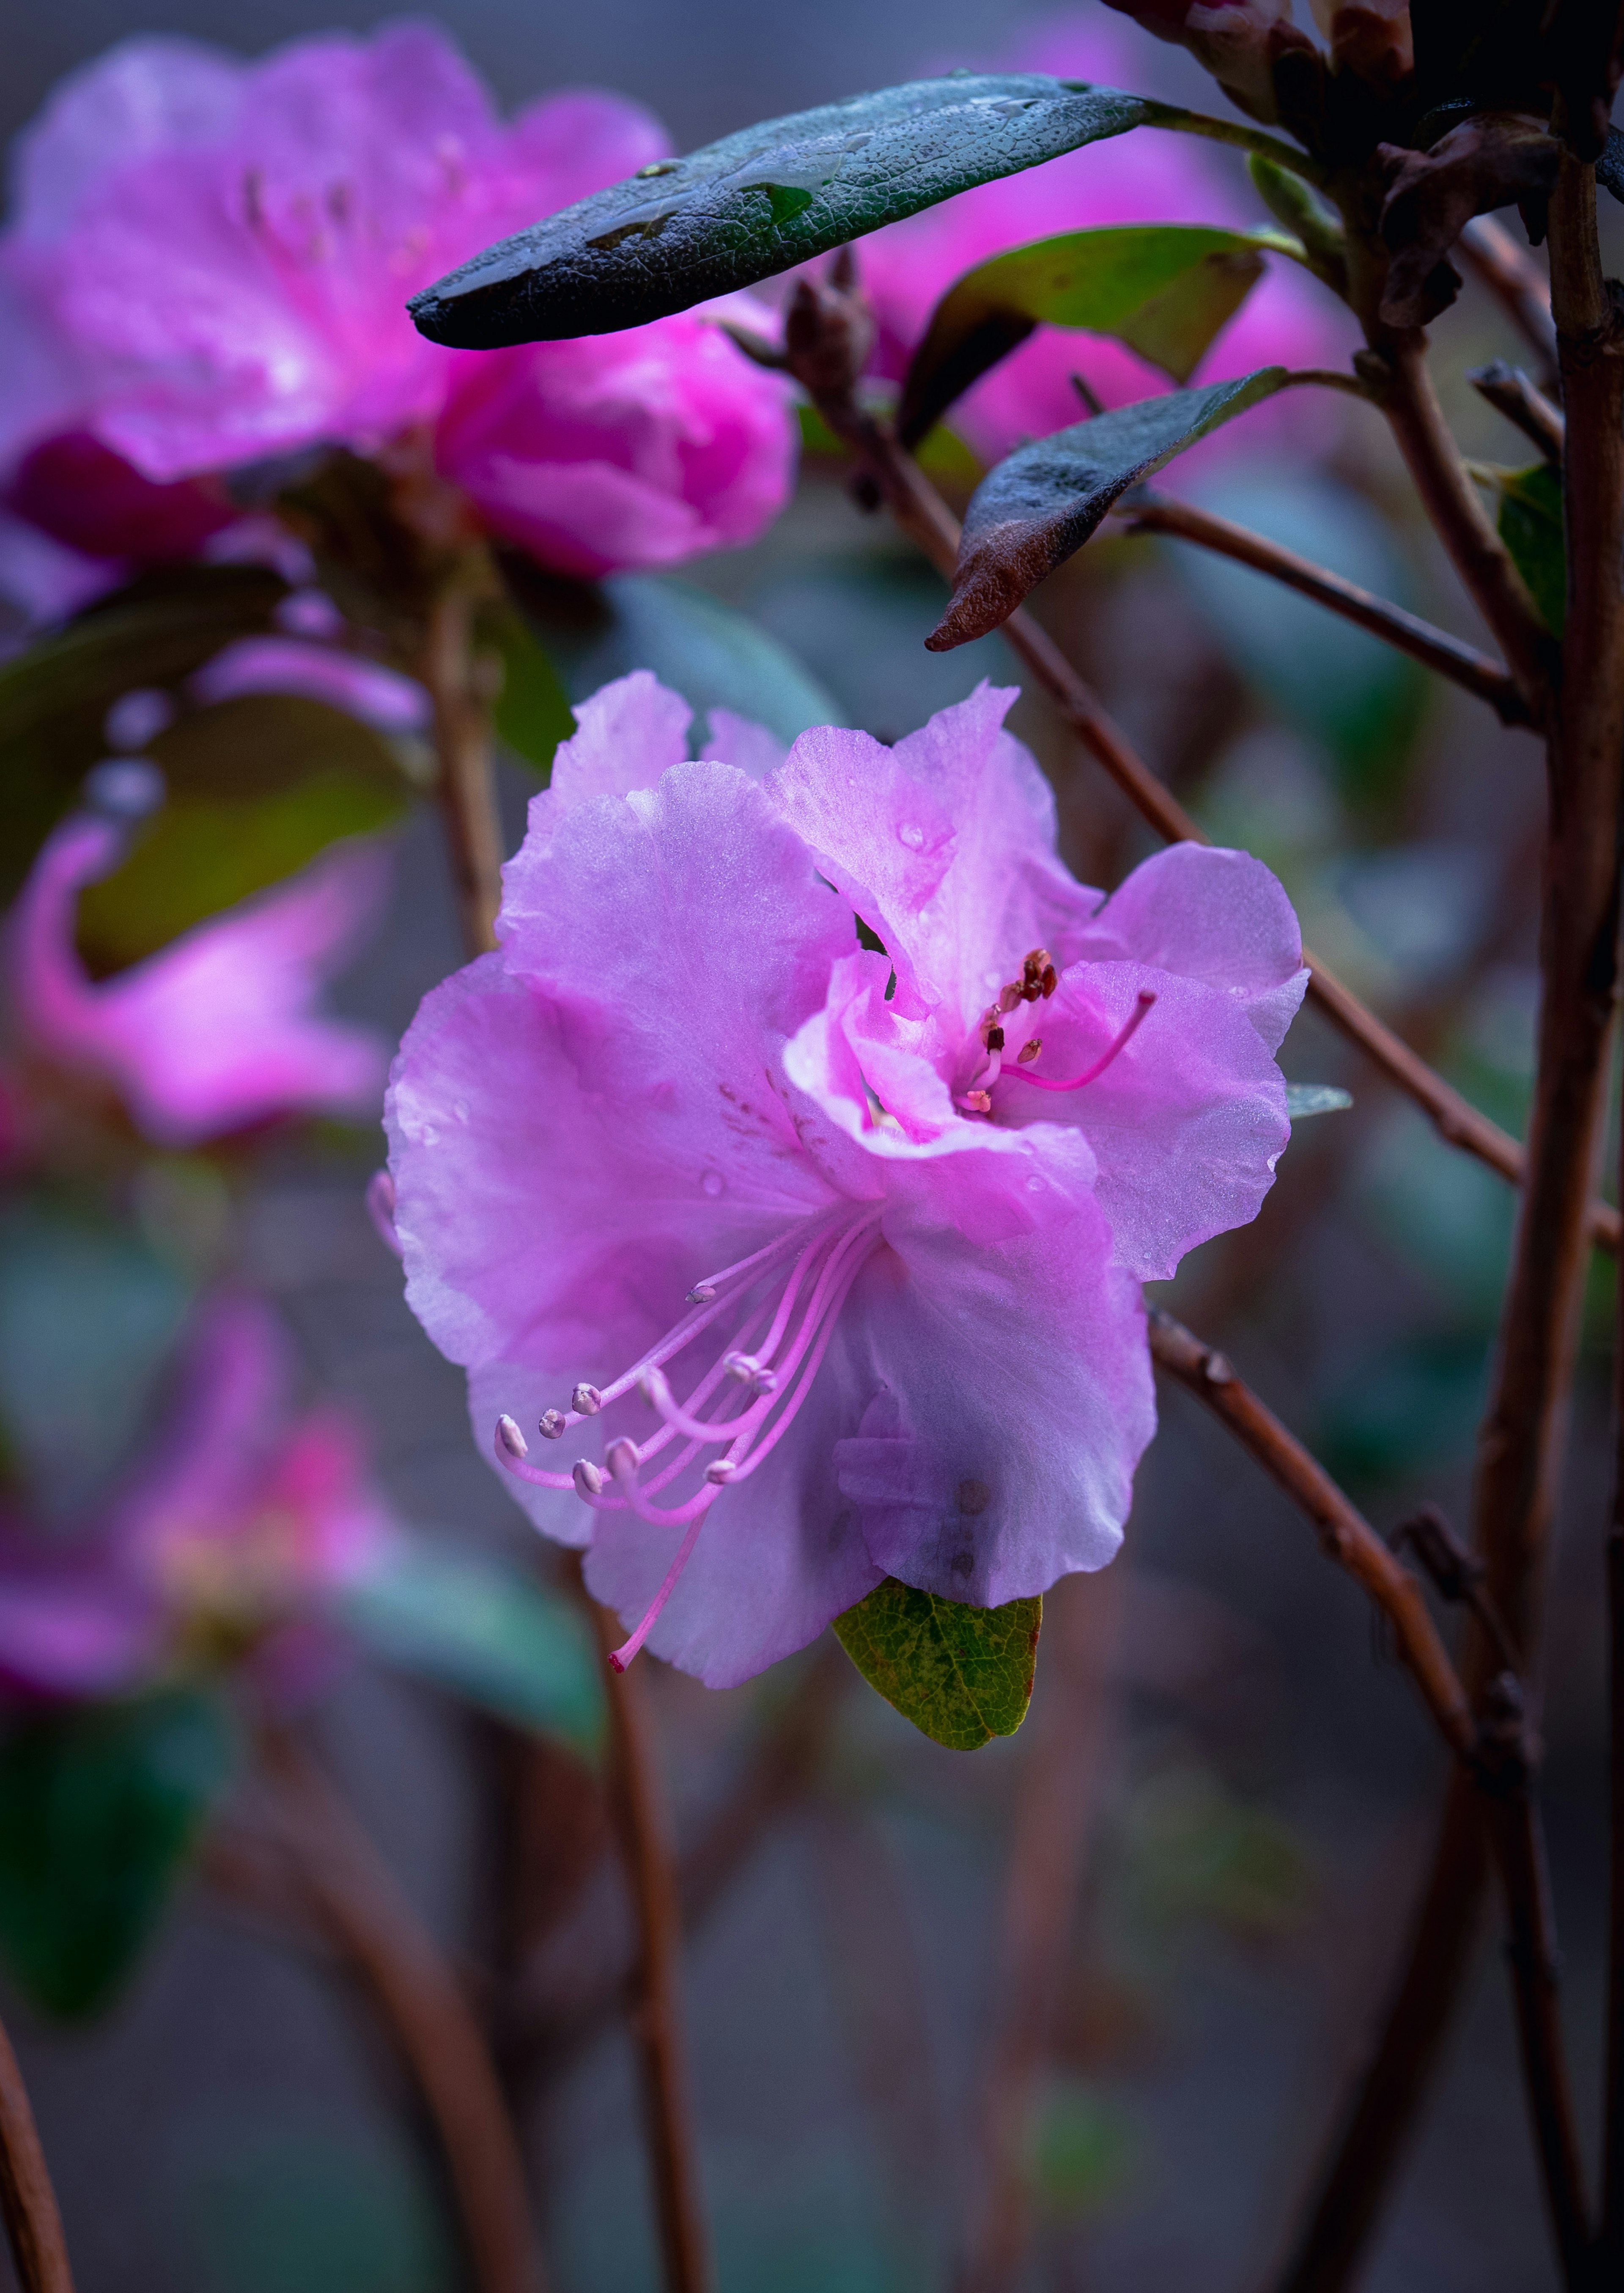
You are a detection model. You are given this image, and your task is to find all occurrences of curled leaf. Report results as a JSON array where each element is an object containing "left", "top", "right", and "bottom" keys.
[
  {"left": 928, "top": 368, "right": 1288, "bottom": 649},
  {"left": 1377, "top": 112, "right": 1561, "bottom": 328},
  {"left": 900, "top": 223, "right": 1287, "bottom": 449},
  {"left": 409, "top": 77, "right": 1157, "bottom": 347}
]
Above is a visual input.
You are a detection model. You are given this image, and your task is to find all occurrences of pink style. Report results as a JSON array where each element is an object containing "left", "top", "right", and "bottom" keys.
[
  {"left": 0, "top": 1295, "right": 393, "bottom": 1705},
  {"left": 854, "top": 16, "right": 1355, "bottom": 465},
  {"left": 0, "top": 24, "right": 794, "bottom": 579},
  {"left": 386, "top": 674, "right": 1306, "bottom": 1690},
  {"left": 9, "top": 811, "right": 391, "bottom": 1148}
]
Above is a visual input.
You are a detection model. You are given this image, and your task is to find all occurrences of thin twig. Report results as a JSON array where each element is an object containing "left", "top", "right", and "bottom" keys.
[
  {"left": 1468, "top": 360, "right": 1566, "bottom": 463},
  {"left": 1115, "top": 490, "right": 1532, "bottom": 724},
  {"left": 1607, "top": 1514, "right": 1624, "bottom": 2264},
  {"left": 257, "top": 1728, "right": 543, "bottom": 2293},
  {"left": 957, "top": 1568, "right": 1123, "bottom": 2293},
  {"left": 0, "top": 2012, "right": 73, "bottom": 2293},
  {"left": 1277, "top": 159, "right": 1624, "bottom": 2293},
  {"left": 419, "top": 565, "right": 504, "bottom": 959},
  {"left": 1459, "top": 216, "right": 1561, "bottom": 387},
  {"left": 584, "top": 1596, "right": 713, "bottom": 2293},
  {"left": 1148, "top": 1314, "right": 1591, "bottom": 2277},
  {"left": 774, "top": 280, "right": 1620, "bottom": 1255}
]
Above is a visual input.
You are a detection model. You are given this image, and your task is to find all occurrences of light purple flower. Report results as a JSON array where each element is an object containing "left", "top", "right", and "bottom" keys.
[
  {"left": 856, "top": 16, "right": 1354, "bottom": 465},
  {"left": 0, "top": 1293, "right": 394, "bottom": 1703},
  {"left": 386, "top": 675, "right": 1304, "bottom": 1688},
  {"left": 9, "top": 811, "right": 391, "bottom": 1146},
  {"left": 0, "top": 26, "right": 795, "bottom": 578},
  {"left": 190, "top": 636, "right": 429, "bottom": 732}
]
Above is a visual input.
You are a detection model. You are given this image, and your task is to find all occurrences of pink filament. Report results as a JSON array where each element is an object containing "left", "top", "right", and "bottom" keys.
[{"left": 1006, "top": 990, "right": 1156, "bottom": 1092}]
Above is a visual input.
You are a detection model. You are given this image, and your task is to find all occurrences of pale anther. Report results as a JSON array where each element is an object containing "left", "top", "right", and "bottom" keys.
[
  {"left": 497, "top": 1414, "right": 528, "bottom": 1460},
  {"left": 572, "top": 1382, "right": 602, "bottom": 1415},
  {"left": 1018, "top": 1038, "right": 1041, "bottom": 1064},
  {"left": 538, "top": 1408, "right": 566, "bottom": 1440},
  {"left": 686, "top": 1282, "right": 718, "bottom": 1303},
  {"left": 705, "top": 1459, "right": 737, "bottom": 1486},
  {"left": 606, "top": 1436, "right": 641, "bottom": 1481},
  {"left": 573, "top": 1458, "right": 605, "bottom": 1498}
]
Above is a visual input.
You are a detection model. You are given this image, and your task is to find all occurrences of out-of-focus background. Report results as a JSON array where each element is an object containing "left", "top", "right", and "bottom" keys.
[{"left": 1, "top": 5, "right": 1612, "bottom": 2290}]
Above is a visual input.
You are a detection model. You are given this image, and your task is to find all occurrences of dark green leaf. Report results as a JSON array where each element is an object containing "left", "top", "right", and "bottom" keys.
[
  {"left": 508, "top": 565, "right": 843, "bottom": 745},
  {"left": 0, "top": 1688, "right": 236, "bottom": 2018},
  {"left": 901, "top": 224, "right": 1290, "bottom": 448},
  {"left": 929, "top": 369, "right": 1289, "bottom": 648},
  {"left": 485, "top": 604, "right": 576, "bottom": 777},
  {"left": 0, "top": 1203, "right": 192, "bottom": 1516},
  {"left": 410, "top": 77, "right": 1156, "bottom": 347},
  {"left": 0, "top": 565, "right": 288, "bottom": 899},
  {"left": 77, "top": 692, "right": 409, "bottom": 971},
  {"left": 1492, "top": 460, "right": 1565, "bottom": 635},
  {"left": 341, "top": 1539, "right": 604, "bottom": 1750},
  {"left": 832, "top": 1576, "right": 1040, "bottom": 1750}
]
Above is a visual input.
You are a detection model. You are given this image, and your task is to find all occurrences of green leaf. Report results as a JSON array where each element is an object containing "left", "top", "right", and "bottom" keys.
[
  {"left": 929, "top": 368, "right": 1289, "bottom": 648},
  {"left": 1285, "top": 1083, "right": 1353, "bottom": 1118},
  {"left": 410, "top": 77, "right": 1157, "bottom": 347},
  {"left": 1027, "top": 2080, "right": 1138, "bottom": 2218},
  {"left": 510, "top": 566, "right": 844, "bottom": 745},
  {"left": 832, "top": 1576, "right": 1040, "bottom": 1750},
  {"left": 0, "top": 1202, "right": 192, "bottom": 1516},
  {"left": 486, "top": 603, "right": 576, "bottom": 776},
  {"left": 900, "top": 224, "right": 1292, "bottom": 448},
  {"left": 75, "top": 692, "right": 409, "bottom": 972},
  {"left": 0, "top": 565, "right": 288, "bottom": 898},
  {"left": 1492, "top": 460, "right": 1565, "bottom": 636},
  {"left": 340, "top": 1539, "right": 604, "bottom": 1751},
  {"left": 0, "top": 1688, "right": 236, "bottom": 2018}
]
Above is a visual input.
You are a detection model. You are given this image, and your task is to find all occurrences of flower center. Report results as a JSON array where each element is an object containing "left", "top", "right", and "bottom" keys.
[
  {"left": 494, "top": 1207, "right": 882, "bottom": 1669},
  {"left": 954, "top": 948, "right": 1157, "bottom": 1114}
]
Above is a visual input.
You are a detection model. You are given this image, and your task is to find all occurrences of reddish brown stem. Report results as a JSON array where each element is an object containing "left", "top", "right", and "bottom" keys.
[
  {"left": 258, "top": 1728, "right": 543, "bottom": 2293},
  {"left": 587, "top": 1601, "right": 713, "bottom": 2293},
  {"left": 1459, "top": 215, "right": 1561, "bottom": 387},
  {"left": 0, "top": 2013, "right": 73, "bottom": 2293},
  {"left": 956, "top": 1568, "right": 1123, "bottom": 2293},
  {"left": 1606, "top": 1518, "right": 1624, "bottom": 2263},
  {"left": 1116, "top": 491, "right": 1532, "bottom": 724},
  {"left": 420, "top": 570, "right": 503, "bottom": 959}
]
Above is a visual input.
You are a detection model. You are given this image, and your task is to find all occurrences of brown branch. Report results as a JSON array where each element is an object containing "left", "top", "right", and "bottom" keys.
[
  {"left": 585, "top": 1598, "right": 713, "bottom": 2293},
  {"left": 774, "top": 277, "right": 1620, "bottom": 1256},
  {"left": 1459, "top": 216, "right": 1561, "bottom": 387},
  {"left": 1367, "top": 333, "right": 1552, "bottom": 710},
  {"left": 1607, "top": 1511, "right": 1624, "bottom": 2264},
  {"left": 1115, "top": 490, "right": 1533, "bottom": 724},
  {"left": 1276, "top": 158, "right": 1624, "bottom": 2293},
  {"left": 257, "top": 1729, "right": 543, "bottom": 2293},
  {"left": 419, "top": 565, "right": 504, "bottom": 959},
  {"left": 1468, "top": 360, "right": 1566, "bottom": 463},
  {"left": 0, "top": 2013, "right": 73, "bottom": 2293},
  {"left": 1149, "top": 1314, "right": 1592, "bottom": 2278},
  {"left": 957, "top": 1568, "right": 1122, "bottom": 2293}
]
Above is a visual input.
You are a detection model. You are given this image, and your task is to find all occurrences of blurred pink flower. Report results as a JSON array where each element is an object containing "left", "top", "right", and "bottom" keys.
[
  {"left": 190, "top": 636, "right": 430, "bottom": 732},
  {"left": 386, "top": 673, "right": 1303, "bottom": 1688},
  {"left": 857, "top": 16, "right": 1354, "bottom": 464},
  {"left": 9, "top": 811, "right": 391, "bottom": 1146},
  {"left": 0, "top": 25, "right": 794, "bottom": 576},
  {"left": 0, "top": 1294, "right": 394, "bottom": 1702}
]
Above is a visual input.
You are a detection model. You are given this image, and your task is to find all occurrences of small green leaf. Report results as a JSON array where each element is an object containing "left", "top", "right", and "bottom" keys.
[
  {"left": 341, "top": 1539, "right": 604, "bottom": 1750},
  {"left": 1285, "top": 1083, "right": 1353, "bottom": 1118},
  {"left": 486, "top": 604, "right": 575, "bottom": 776},
  {"left": 1027, "top": 2080, "right": 1138, "bottom": 2218},
  {"left": 0, "top": 1688, "right": 236, "bottom": 2018},
  {"left": 410, "top": 77, "right": 1158, "bottom": 347},
  {"left": 832, "top": 1577, "right": 1040, "bottom": 1749},
  {"left": 930, "top": 369, "right": 1289, "bottom": 648},
  {"left": 901, "top": 224, "right": 1290, "bottom": 447},
  {"left": 1492, "top": 460, "right": 1565, "bottom": 635}
]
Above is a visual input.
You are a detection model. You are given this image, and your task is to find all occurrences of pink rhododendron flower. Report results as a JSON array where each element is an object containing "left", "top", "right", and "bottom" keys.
[
  {"left": 0, "top": 1294, "right": 394, "bottom": 1702},
  {"left": 856, "top": 17, "right": 1352, "bottom": 464},
  {"left": 386, "top": 673, "right": 1305, "bottom": 1689},
  {"left": 9, "top": 811, "right": 391, "bottom": 1146},
  {"left": 0, "top": 25, "right": 794, "bottom": 579}
]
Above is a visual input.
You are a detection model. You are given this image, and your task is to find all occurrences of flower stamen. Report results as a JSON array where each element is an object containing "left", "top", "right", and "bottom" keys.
[{"left": 1007, "top": 990, "right": 1157, "bottom": 1093}]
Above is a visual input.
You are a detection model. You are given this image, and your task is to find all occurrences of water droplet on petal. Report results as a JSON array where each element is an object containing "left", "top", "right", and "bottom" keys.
[
  {"left": 701, "top": 1170, "right": 724, "bottom": 1197},
  {"left": 897, "top": 821, "right": 925, "bottom": 849}
]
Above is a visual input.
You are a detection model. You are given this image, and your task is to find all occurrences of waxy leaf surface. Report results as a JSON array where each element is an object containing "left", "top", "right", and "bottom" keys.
[
  {"left": 410, "top": 76, "right": 1155, "bottom": 347},
  {"left": 833, "top": 1576, "right": 1041, "bottom": 1750},
  {"left": 929, "top": 368, "right": 1289, "bottom": 649},
  {"left": 900, "top": 223, "right": 1292, "bottom": 448}
]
